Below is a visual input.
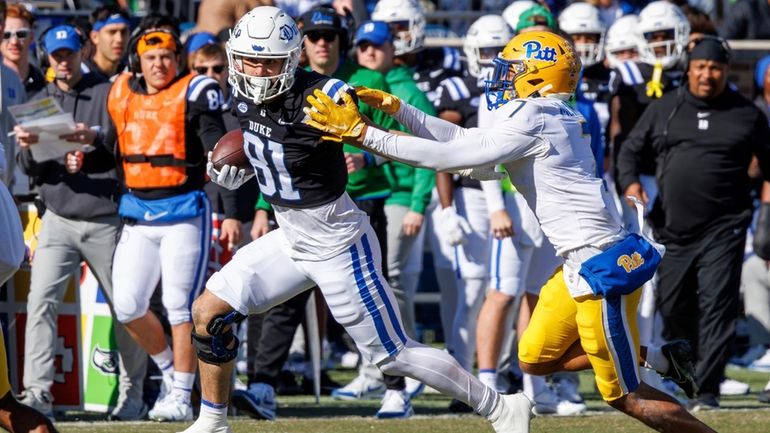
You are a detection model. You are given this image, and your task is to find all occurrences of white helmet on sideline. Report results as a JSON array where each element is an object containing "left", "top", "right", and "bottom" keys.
[
  {"left": 558, "top": 2, "right": 606, "bottom": 67},
  {"left": 371, "top": 0, "right": 426, "bottom": 55},
  {"left": 605, "top": 14, "right": 644, "bottom": 68},
  {"left": 226, "top": 6, "right": 302, "bottom": 105},
  {"left": 463, "top": 15, "right": 513, "bottom": 77},
  {"left": 502, "top": 0, "right": 536, "bottom": 30},
  {"left": 637, "top": 1, "right": 690, "bottom": 68}
]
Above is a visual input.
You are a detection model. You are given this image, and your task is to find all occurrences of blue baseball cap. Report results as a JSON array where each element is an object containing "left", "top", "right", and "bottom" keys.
[
  {"left": 355, "top": 21, "right": 392, "bottom": 47},
  {"left": 44, "top": 25, "right": 82, "bottom": 54},
  {"left": 186, "top": 32, "right": 218, "bottom": 54}
]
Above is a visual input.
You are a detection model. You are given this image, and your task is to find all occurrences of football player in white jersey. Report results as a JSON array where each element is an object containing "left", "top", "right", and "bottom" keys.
[
  {"left": 304, "top": 30, "right": 717, "bottom": 433},
  {"left": 182, "top": 7, "right": 533, "bottom": 433}
]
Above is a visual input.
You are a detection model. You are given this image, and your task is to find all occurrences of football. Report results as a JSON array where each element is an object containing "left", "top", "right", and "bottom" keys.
[{"left": 211, "top": 129, "right": 250, "bottom": 171}]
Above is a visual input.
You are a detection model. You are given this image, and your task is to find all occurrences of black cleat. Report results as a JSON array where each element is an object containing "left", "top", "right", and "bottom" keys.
[{"left": 661, "top": 339, "right": 699, "bottom": 399}]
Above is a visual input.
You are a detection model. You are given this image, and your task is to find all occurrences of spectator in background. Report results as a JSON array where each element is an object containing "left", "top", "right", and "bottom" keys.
[
  {"left": 0, "top": 0, "right": 26, "bottom": 195},
  {"left": 719, "top": 0, "right": 770, "bottom": 40},
  {"left": 14, "top": 24, "right": 147, "bottom": 421},
  {"left": 618, "top": 37, "right": 770, "bottom": 410},
  {"left": 1, "top": 3, "right": 44, "bottom": 93},
  {"left": 515, "top": 4, "right": 557, "bottom": 33},
  {"left": 86, "top": 5, "right": 130, "bottom": 81},
  {"left": 108, "top": 28, "right": 226, "bottom": 422},
  {"left": 195, "top": 0, "right": 270, "bottom": 34}
]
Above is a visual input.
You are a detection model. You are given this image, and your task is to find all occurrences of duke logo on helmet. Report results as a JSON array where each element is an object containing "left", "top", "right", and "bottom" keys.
[
  {"left": 279, "top": 23, "right": 299, "bottom": 42},
  {"left": 524, "top": 40, "right": 557, "bottom": 62}
]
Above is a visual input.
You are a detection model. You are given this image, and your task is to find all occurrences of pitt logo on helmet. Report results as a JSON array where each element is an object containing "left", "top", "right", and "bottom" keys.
[
  {"left": 617, "top": 252, "right": 645, "bottom": 273},
  {"left": 523, "top": 40, "right": 558, "bottom": 62}
]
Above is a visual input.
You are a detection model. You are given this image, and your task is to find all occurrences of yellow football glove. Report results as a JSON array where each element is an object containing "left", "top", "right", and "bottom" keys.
[
  {"left": 303, "top": 89, "right": 366, "bottom": 143},
  {"left": 355, "top": 86, "right": 401, "bottom": 115}
]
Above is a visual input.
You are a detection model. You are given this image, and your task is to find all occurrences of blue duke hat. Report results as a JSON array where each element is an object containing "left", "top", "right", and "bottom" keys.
[
  {"left": 44, "top": 25, "right": 82, "bottom": 54},
  {"left": 355, "top": 21, "right": 392, "bottom": 46}
]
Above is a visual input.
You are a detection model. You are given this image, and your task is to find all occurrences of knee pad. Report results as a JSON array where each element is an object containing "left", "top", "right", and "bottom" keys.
[
  {"left": 113, "top": 296, "right": 147, "bottom": 324},
  {"left": 191, "top": 311, "right": 246, "bottom": 365}
]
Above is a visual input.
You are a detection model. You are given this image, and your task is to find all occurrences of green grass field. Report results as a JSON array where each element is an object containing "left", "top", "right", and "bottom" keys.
[{"left": 56, "top": 367, "right": 770, "bottom": 433}]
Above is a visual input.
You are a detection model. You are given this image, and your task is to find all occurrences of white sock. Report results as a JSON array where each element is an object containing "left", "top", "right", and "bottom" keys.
[
  {"left": 478, "top": 369, "right": 498, "bottom": 390},
  {"left": 173, "top": 371, "right": 196, "bottom": 402},
  {"left": 200, "top": 399, "right": 227, "bottom": 418},
  {"left": 644, "top": 345, "right": 670, "bottom": 374},
  {"left": 150, "top": 346, "right": 174, "bottom": 379},
  {"left": 522, "top": 373, "right": 547, "bottom": 399}
]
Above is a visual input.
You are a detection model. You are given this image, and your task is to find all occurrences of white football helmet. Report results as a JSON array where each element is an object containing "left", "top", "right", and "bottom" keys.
[
  {"left": 371, "top": 0, "right": 426, "bottom": 55},
  {"left": 226, "top": 6, "right": 302, "bottom": 105},
  {"left": 463, "top": 15, "right": 513, "bottom": 77},
  {"left": 637, "top": 1, "right": 690, "bottom": 69},
  {"left": 502, "top": 0, "right": 536, "bottom": 30},
  {"left": 605, "top": 14, "right": 644, "bottom": 69},
  {"left": 558, "top": 2, "right": 606, "bottom": 67}
]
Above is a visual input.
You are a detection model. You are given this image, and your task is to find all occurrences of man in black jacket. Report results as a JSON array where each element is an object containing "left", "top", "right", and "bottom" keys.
[
  {"left": 617, "top": 37, "right": 770, "bottom": 409},
  {"left": 14, "top": 24, "right": 147, "bottom": 421}
]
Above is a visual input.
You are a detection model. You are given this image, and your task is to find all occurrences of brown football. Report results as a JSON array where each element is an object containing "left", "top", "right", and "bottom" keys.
[{"left": 211, "top": 129, "right": 250, "bottom": 171}]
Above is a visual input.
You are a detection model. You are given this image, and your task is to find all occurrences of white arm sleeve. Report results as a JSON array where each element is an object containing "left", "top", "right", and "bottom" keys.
[
  {"left": 362, "top": 123, "right": 542, "bottom": 172},
  {"left": 393, "top": 102, "right": 467, "bottom": 141},
  {"left": 481, "top": 180, "right": 505, "bottom": 214}
]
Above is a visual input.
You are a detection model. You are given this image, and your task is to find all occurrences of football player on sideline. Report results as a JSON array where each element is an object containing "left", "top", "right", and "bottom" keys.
[
  {"left": 303, "top": 30, "right": 717, "bottom": 433},
  {"left": 185, "top": 6, "right": 533, "bottom": 433}
]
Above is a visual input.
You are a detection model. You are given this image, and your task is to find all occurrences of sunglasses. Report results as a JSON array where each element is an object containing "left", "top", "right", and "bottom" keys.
[
  {"left": 194, "top": 64, "right": 226, "bottom": 74},
  {"left": 3, "top": 29, "right": 31, "bottom": 40},
  {"left": 306, "top": 31, "right": 337, "bottom": 43}
]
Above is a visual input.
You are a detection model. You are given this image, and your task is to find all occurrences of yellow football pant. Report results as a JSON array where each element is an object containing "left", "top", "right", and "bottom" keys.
[{"left": 519, "top": 267, "right": 642, "bottom": 402}]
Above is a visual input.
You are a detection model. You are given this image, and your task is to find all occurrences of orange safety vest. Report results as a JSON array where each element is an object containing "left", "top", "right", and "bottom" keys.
[{"left": 108, "top": 73, "right": 194, "bottom": 190}]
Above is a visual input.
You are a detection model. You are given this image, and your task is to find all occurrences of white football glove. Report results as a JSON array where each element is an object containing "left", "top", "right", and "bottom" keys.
[
  {"left": 452, "top": 166, "right": 506, "bottom": 181},
  {"left": 206, "top": 151, "right": 255, "bottom": 190},
  {"left": 438, "top": 206, "right": 472, "bottom": 246}
]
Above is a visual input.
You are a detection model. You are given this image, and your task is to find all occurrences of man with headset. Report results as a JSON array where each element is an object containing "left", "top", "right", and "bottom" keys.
[
  {"left": 107, "top": 27, "right": 227, "bottom": 422},
  {"left": 14, "top": 24, "right": 147, "bottom": 421},
  {"left": 618, "top": 36, "right": 770, "bottom": 410}
]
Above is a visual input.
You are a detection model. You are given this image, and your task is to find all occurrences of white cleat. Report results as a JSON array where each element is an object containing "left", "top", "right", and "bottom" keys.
[
  {"left": 489, "top": 393, "right": 534, "bottom": 433},
  {"left": 533, "top": 387, "right": 587, "bottom": 416},
  {"left": 331, "top": 373, "right": 386, "bottom": 400},
  {"left": 149, "top": 392, "right": 193, "bottom": 422},
  {"left": 178, "top": 415, "right": 233, "bottom": 433}
]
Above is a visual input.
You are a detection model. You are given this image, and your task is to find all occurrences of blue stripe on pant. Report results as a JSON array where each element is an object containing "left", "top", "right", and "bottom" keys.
[
  {"left": 605, "top": 296, "right": 640, "bottom": 394},
  {"left": 187, "top": 195, "right": 212, "bottom": 311},
  {"left": 361, "top": 234, "right": 407, "bottom": 345},
  {"left": 350, "top": 234, "right": 399, "bottom": 357}
]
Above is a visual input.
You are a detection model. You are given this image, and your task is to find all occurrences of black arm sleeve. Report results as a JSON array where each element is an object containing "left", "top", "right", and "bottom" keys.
[
  {"left": 16, "top": 148, "right": 53, "bottom": 178},
  {"left": 616, "top": 100, "right": 658, "bottom": 192}
]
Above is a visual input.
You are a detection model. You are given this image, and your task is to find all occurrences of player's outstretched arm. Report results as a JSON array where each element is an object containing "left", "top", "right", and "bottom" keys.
[{"left": 355, "top": 86, "right": 466, "bottom": 142}]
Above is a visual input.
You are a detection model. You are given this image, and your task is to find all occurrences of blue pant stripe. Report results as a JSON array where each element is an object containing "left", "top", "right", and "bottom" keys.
[
  {"left": 361, "top": 234, "right": 407, "bottom": 346},
  {"left": 350, "top": 240, "right": 397, "bottom": 356},
  {"left": 188, "top": 194, "right": 212, "bottom": 311},
  {"left": 605, "top": 297, "right": 639, "bottom": 393},
  {"left": 453, "top": 246, "right": 462, "bottom": 280},
  {"left": 493, "top": 238, "right": 503, "bottom": 290}
]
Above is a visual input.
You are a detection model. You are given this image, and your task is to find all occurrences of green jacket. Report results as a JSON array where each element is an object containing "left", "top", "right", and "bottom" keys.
[
  {"left": 333, "top": 60, "right": 397, "bottom": 201},
  {"left": 382, "top": 66, "right": 436, "bottom": 214}
]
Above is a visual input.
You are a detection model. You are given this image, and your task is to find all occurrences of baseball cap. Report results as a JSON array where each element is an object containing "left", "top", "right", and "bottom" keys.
[
  {"left": 355, "top": 21, "right": 392, "bottom": 46},
  {"left": 186, "top": 32, "right": 218, "bottom": 54},
  {"left": 300, "top": 7, "right": 344, "bottom": 34},
  {"left": 44, "top": 25, "right": 82, "bottom": 54}
]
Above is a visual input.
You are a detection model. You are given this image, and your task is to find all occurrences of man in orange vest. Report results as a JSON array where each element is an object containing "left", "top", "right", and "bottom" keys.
[{"left": 106, "top": 28, "right": 229, "bottom": 422}]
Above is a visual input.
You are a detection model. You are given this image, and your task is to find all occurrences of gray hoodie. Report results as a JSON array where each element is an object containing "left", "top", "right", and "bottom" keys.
[{"left": 18, "top": 73, "right": 120, "bottom": 220}]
